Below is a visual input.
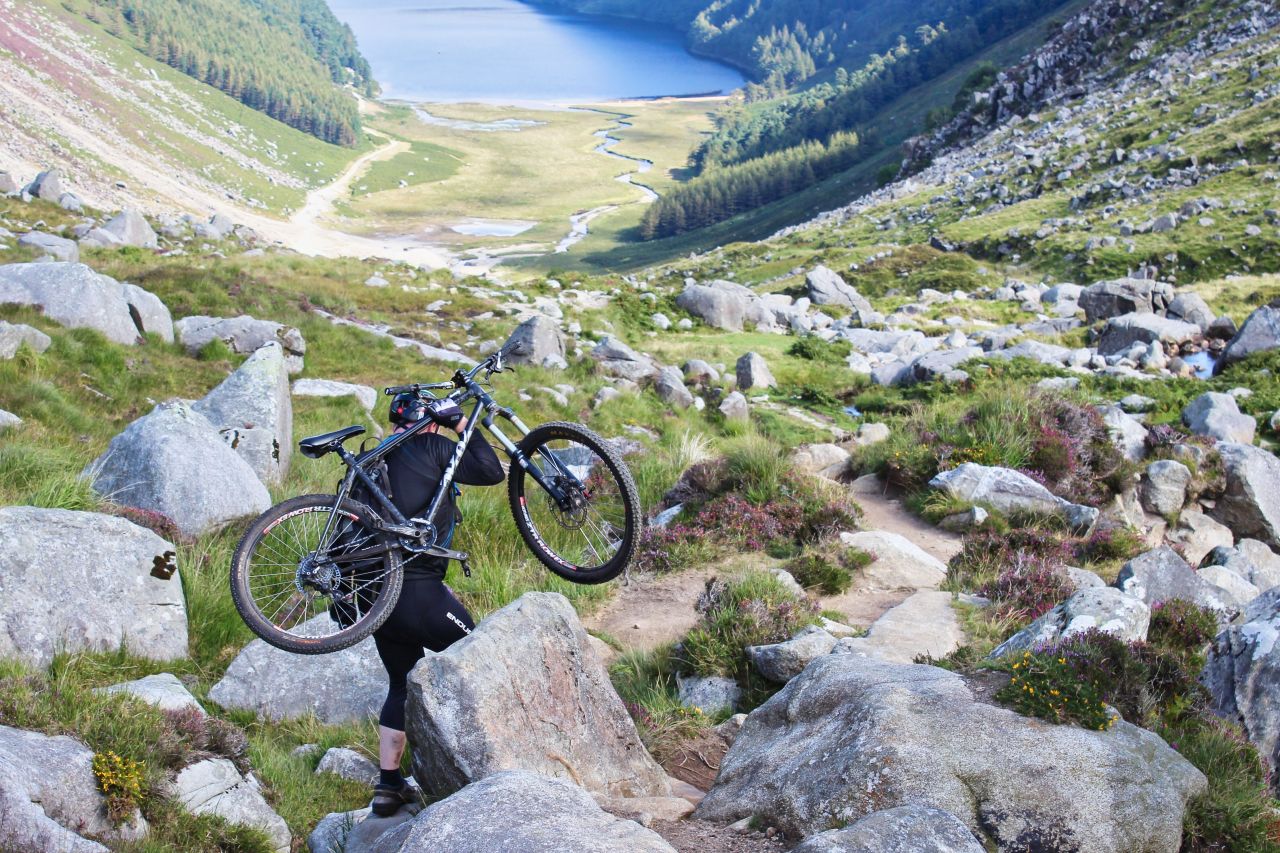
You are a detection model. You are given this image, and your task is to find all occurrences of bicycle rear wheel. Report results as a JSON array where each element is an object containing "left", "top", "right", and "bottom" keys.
[
  {"left": 230, "top": 493, "right": 403, "bottom": 654},
  {"left": 508, "top": 421, "right": 639, "bottom": 584}
]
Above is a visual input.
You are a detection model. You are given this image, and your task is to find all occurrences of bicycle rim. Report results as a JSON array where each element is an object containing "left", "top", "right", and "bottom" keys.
[
  {"left": 238, "top": 499, "right": 396, "bottom": 647},
  {"left": 518, "top": 436, "right": 632, "bottom": 572}
]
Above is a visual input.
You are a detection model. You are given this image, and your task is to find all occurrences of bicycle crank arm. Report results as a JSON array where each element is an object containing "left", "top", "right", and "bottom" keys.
[{"left": 401, "top": 541, "right": 473, "bottom": 577}]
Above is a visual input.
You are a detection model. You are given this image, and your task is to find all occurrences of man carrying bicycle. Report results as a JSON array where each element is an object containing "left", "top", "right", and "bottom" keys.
[{"left": 369, "top": 391, "right": 503, "bottom": 816}]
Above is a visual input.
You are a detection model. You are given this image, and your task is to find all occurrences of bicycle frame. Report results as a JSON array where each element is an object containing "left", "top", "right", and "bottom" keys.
[{"left": 312, "top": 368, "right": 585, "bottom": 571}]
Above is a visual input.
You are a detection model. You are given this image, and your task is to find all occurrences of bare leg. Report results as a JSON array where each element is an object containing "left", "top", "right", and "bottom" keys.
[{"left": 379, "top": 725, "right": 406, "bottom": 771}]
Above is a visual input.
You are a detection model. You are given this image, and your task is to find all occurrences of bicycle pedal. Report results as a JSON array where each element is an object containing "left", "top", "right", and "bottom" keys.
[{"left": 460, "top": 560, "right": 471, "bottom": 578}]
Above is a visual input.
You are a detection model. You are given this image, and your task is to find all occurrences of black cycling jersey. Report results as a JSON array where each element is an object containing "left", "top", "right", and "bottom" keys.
[{"left": 384, "top": 429, "right": 504, "bottom": 580}]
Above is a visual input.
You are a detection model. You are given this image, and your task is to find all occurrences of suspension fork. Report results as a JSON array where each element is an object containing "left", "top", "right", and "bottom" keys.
[{"left": 481, "top": 403, "right": 576, "bottom": 502}]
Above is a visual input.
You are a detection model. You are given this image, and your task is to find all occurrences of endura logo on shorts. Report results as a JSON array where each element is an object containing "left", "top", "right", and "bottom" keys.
[{"left": 446, "top": 611, "right": 471, "bottom": 634}]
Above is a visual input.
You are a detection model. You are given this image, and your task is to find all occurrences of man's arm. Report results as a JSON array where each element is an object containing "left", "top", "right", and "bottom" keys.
[{"left": 453, "top": 428, "right": 505, "bottom": 486}]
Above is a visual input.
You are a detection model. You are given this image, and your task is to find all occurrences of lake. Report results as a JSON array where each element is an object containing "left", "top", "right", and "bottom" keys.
[{"left": 327, "top": 0, "right": 745, "bottom": 103}]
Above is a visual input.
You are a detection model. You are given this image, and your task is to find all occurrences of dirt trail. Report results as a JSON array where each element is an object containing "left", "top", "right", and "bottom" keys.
[{"left": 586, "top": 478, "right": 962, "bottom": 654}]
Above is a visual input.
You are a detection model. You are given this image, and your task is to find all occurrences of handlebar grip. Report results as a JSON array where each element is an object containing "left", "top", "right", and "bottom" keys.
[{"left": 384, "top": 384, "right": 415, "bottom": 396}]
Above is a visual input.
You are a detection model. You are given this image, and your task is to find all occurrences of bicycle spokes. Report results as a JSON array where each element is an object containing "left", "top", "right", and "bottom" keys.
[
  {"left": 523, "top": 439, "right": 628, "bottom": 570},
  {"left": 245, "top": 505, "right": 391, "bottom": 636}
]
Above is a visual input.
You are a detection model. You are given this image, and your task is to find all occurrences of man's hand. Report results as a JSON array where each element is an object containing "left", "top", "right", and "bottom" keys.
[{"left": 453, "top": 416, "right": 468, "bottom": 434}]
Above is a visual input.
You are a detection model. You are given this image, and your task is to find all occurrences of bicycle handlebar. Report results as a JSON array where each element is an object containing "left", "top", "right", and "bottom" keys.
[{"left": 382, "top": 339, "right": 529, "bottom": 397}]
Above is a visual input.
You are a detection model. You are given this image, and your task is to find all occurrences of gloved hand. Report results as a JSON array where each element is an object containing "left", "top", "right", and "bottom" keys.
[{"left": 427, "top": 398, "right": 465, "bottom": 430}]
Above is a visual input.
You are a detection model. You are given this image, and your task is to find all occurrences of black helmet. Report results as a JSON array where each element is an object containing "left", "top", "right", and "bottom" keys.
[{"left": 389, "top": 392, "right": 428, "bottom": 426}]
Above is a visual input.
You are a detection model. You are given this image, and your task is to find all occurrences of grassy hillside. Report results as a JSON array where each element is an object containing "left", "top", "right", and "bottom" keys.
[
  {"left": 0, "top": 0, "right": 367, "bottom": 215},
  {"left": 61, "top": 0, "right": 372, "bottom": 144}
]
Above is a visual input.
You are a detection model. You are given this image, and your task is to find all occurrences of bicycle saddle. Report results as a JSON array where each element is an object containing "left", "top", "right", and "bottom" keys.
[{"left": 298, "top": 425, "right": 366, "bottom": 459}]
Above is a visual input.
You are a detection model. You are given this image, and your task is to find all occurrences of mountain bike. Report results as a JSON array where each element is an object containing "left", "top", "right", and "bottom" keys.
[{"left": 229, "top": 342, "right": 640, "bottom": 654}]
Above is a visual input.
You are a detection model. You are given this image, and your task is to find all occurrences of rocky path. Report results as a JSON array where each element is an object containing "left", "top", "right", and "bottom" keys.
[{"left": 585, "top": 474, "right": 964, "bottom": 657}]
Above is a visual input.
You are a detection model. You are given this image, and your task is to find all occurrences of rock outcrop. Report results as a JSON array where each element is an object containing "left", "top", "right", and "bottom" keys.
[
  {"left": 86, "top": 400, "right": 271, "bottom": 537},
  {"left": 364, "top": 771, "right": 675, "bottom": 853},
  {"left": 695, "top": 655, "right": 1206, "bottom": 849},
  {"left": 193, "top": 342, "right": 293, "bottom": 486},
  {"left": 210, "top": 617, "right": 384, "bottom": 723},
  {"left": 1213, "top": 443, "right": 1280, "bottom": 548},
  {"left": 929, "top": 463, "right": 1098, "bottom": 529},
  {"left": 991, "top": 588, "right": 1150, "bottom": 657},
  {"left": 0, "top": 507, "right": 188, "bottom": 667},
  {"left": 791, "top": 805, "right": 984, "bottom": 853},
  {"left": 1202, "top": 588, "right": 1280, "bottom": 787},
  {"left": 175, "top": 315, "right": 306, "bottom": 373},
  {"left": 170, "top": 758, "right": 289, "bottom": 852},
  {"left": 0, "top": 262, "right": 156, "bottom": 345},
  {"left": 404, "top": 592, "right": 669, "bottom": 799},
  {"left": 0, "top": 724, "right": 146, "bottom": 852}
]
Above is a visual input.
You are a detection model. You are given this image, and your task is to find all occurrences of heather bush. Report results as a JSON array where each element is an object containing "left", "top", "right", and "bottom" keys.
[
  {"left": 1071, "top": 521, "right": 1145, "bottom": 565},
  {"left": 997, "top": 629, "right": 1205, "bottom": 730},
  {"left": 980, "top": 551, "right": 1074, "bottom": 623},
  {"left": 679, "top": 573, "right": 819, "bottom": 685},
  {"left": 1148, "top": 599, "right": 1220, "bottom": 672},
  {"left": 863, "top": 386, "right": 1123, "bottom": 505}
]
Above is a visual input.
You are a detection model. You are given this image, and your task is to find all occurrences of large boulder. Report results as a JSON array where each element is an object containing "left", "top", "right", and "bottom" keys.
[
  {"left": 837, "top": 530, "right": 945, "bottom": 589},
  {"left": 1113, "top": 546, "right": 1234, "bottom": 614},
  {"left": 0, "top": 262, "right": 141, "bottom": 345},
  {"left": 99, "top": 673, "right": 204, "bottom": 714},
  {"left": 293, "top": 378, "right": 378, "bottom": 413},
  {"left": 792, "top": 806, "right": 984, "bottom": 853},
  {"left": 1203, "top": 539, "right": 1280, "bottom": 591},
  {"left": 209, "top": 617, "right": 384, "bottom": 723},
  {"left": 590, "top": 336, "right": 659, "bottom": 383},
  {"left": 1166, "top": 510, "right": 1234, "bottom": 566},
  {"left": 1220, "top": 304, "right": 1280, "bottom": 368},
  {"left": 1202, "top": 589, "right": 1280, "bottom": 786},
  {"left": 1096, "top": 313, "right": 1200, "bottom": 356},
  {"left": 929, "top": 463, "right": 1097, "bottom": 530},
  {"left": 17, "top": 232, "right": 79, "bottom": 262},
  {"left": 1182, "top": 392, "right": 1256, "bottom": 444},
  {"left": 834, "top": 590, "right": 964, "bottom": 664},
  {"left": 653, "top": 366, "right": 694, "bottom": 409},
  {"left": 24, "top": 169, "right": 64, "bottom": 201},
  {"left": 85, "top": 400, "right": 271, "bottom": 537},
  {"left": 1212, "top": 443, "right": 1280, "bottom": 549},
  {"left": 0, "top": 724, "right": 146, "bottom": 852},
  {"left": 122, "top": 283, "right": 174, "bottom": 342},
  {"left": 695, "top": 655, "right": 1206, "bottom": 849},
  {"left": 1166, "top": 292, "right": 1215, "bottom": 331},
  {"left": 175, "top": 315, "right": 306, "bottom": 373},
  {"left": 1078, "top": 277, "right": 1173, "bottom": 322},
  {"left": 0, "top": 321, "right": 52, "bottom": 358},
  {"left": 170, "top": 758, "right": 289, "bottom": 853},
  {"left": 806, "top": 265, "right": 872, "bottom": 314},
  {"left": 193, "top": 343, "right": 293, "bottom": 486},
  {"left": 990, "top": 588, "right": 1150, "bottom": 658},
  {"left": 736, "top": 351, "right": 776, "bottom": 391},
  {"left": 404, "top": 592, "right": 669, "bottom": 799},
  {"left": 365, "top": 771, "right": 675, "bottom": 853},
  {"left": 675, "top": 284, "right": 746, "bottom": 331},
  {"left": 1097, "top": 404, "right": 1148, "bottom": 461},
  {"left": 504, "top": 315, "right": 567, "bottom": 369},
  {"left": 0, "top": 507, "right": 188, "bottom": 668},
  {"left": 747, "top": 626, "right": 838, "bottom": 683},
  {"left": 100, "top": 209, "right": 159, "bottom": 249},
  {"left": 1141, "top": 459, "right": 1191, "bottom": 516},
  {"left": 791, "top": 443, "right": 851, "bottom": 479}
]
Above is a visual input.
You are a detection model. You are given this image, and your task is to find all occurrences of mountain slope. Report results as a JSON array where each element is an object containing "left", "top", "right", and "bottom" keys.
[
  {"left": 780, "top": 0, "right": 1280, "bottom": 288},
  {"left": 0, "top": 0, "right": 364, "bottom": 216},
  {"left": 61, "top": 0, "right": 371, "bottom": 144}
]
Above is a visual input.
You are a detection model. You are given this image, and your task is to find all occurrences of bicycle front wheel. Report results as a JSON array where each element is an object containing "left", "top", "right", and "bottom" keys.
[
  {"left": 509, "top": 421, "right": 639, "bottom": 584},
  {"left": 230, "top": 494, "right": 403, "bottom": 654}
]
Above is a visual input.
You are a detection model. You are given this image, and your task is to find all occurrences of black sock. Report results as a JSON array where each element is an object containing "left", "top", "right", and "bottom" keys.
[{"left": 379, "top": 768, "right": 404, "bottom": 789}]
